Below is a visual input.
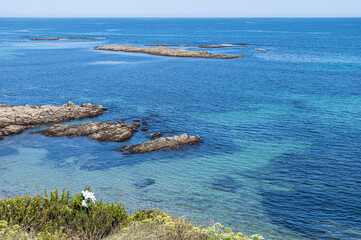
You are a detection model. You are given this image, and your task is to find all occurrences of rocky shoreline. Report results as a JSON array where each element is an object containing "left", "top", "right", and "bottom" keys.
[
  {"left": 0, "top": 102, "right": 200, "bottom": 154},
  {"left": 0, "top": 102, "right": 106, "bottom": 140},
  {"left": 31, "top": 37, "right": 96, "bottom": 41},
  {"left": 94, "top": 46, "right": 244, "bottom": 59}
]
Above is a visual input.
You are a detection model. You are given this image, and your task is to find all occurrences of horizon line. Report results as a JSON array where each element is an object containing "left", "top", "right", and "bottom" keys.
[{"left": 0, "top": 16, "right": 360, "bottom": 18}]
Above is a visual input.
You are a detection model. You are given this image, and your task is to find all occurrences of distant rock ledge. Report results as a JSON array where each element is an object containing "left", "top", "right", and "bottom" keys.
[
  {"left": 0, "top": 102, "right": 106, "bottom": 140},
  {"left": 94, "top": 46, "right": 244, "bottom": 59},
  {"left": 31, "top": 37, "right": 96, "bottom": 41}
]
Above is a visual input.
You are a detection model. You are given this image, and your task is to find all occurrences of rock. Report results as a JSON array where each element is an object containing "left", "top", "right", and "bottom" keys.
[
  {"left": 122, "top": 133, "right": 200, "bottom": 154},
  {"left": 211, "top": 176, "right": 241, "bottom": 193},
  {"left": 94, "top": 46, "right": 245, "bottom": 59},
  {"left": 0, "top": 102, "right": 107, "bottom": 139},
  {"left": 31, "top": 37, "right": 96, "bottom": 41},
  {"left": 148, "top": 132, "right": 163, "bottom": 139},
  {"left": 39, "top": 122, "right": 137, "bottom": 142},
  {"left": 133, "top": 122, "right": 141, "bottom": 128},
  {"left": 134, "top": 178, "right": 156, "bottom": 188},
  {"left": 141, "top": 120, "right": 148, "bottom": 126},
  {"left": 257, "top": 48, "right": 267, "bottom": 52},
  {"left": 141, "top": 128, "right": 148, "bottom": 131},
  {"left": 121, "top": 145, "right": 134, "bottom": 151},
  {"left": 133, "top": 119, "right": 140, "bottom": 122}
]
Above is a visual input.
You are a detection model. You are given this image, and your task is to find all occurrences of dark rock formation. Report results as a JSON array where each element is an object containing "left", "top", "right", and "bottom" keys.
[
  {"left": 134, "top": 178, "right": 156, "bottom": 188},
  {"left": 0, "top": 102, "right": 106, "bottom": 140},
  {"left": 122, "top": 133, "right": 200, "bottom": 154},
  {"left": 39, "top": 121, "right": 138, "bottom": 142},
  {"left": 31, "top": 37, "right": 96, "bottom": 41},
  {"left": 141, "top": 128, "right": 148, "bottom": 131},
  {"left": 94, "top": 46, "right": 244, "bottom": 59},
  {"left": 148, "top": 132, "right": 163, "bottom": 139},
  {"left": 211, "top": 176, "right": 241, "bottom": 193}
]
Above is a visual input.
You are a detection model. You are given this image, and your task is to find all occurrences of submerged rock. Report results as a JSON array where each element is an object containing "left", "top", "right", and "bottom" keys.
[
  {"left": 122, "top": 133, "right": 200, "bottom": 154},
  {"left": 39, "top": 121, "right": 137, "bottom": 142},
  {"left": 134, "top": 178, "right": 156, "bottom": 188},
  {"left": 211, "top": 176, "right": 241, "bottom": 193},
  {"left": 31, "top": 37, "right": 96, "bottom": 41},
  {"left": 0, "top": 102, "right": 107, "bottom": 139},
  {"left": 94, "top": 46, "right": 244, "bottom": 59}
]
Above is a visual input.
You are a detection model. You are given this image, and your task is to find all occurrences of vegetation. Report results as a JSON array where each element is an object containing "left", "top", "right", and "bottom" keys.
[{"left": 0, "top": 187, "right": 263, "bottom": 240}]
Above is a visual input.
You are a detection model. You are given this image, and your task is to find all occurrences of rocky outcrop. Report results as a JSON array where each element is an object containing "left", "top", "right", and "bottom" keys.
[
  {"left": 121, "top": 133, "right": 200, "bottom": 154},
  {"left": 39, "top": 121, "right": 137, "bottom": 142},
  {"left": 0, "top": 102, "right": 107, "bottom": 139},
  {"left": 31, "top": 37, "right": 96, "bottom": 41},
  {"left": 94, "top": 46, "right": 244, "bottom": 59}
]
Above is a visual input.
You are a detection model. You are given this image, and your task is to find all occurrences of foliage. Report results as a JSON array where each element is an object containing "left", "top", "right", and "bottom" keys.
[
  {"left": 0, "top": 187, "right": 129, "bottom": 239},
  {"left": 0, "top": 187, "right": 264, "bottom": 240},
  {"left": 108, "top": 209, "right": 264, "bottom": 240}
]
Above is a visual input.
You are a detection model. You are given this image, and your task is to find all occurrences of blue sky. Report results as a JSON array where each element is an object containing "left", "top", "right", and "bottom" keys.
[{"left": 1, "top": 0, "right": 360, "bottom": 17}]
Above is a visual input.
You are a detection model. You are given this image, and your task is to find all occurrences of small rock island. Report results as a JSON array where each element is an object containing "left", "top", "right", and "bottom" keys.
[{"left": 94, "top": 46, "right": 244, "bottom": 59}]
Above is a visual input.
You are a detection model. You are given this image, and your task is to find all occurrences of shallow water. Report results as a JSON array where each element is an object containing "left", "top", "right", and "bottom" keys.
[{"left": 0, "top": 18, "right": 361, "bottom": 240}]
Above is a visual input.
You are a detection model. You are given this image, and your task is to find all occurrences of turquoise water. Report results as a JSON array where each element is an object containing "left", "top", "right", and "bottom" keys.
[{"left": 0, "top": 18, "right": 361, "bottom": 239}]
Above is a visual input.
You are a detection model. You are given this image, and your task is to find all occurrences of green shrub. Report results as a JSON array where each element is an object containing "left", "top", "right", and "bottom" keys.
[
  {"left": 0, "top": 188, "right": 264, "bottom": 240},
  {"left": 0, "top": 188, "right": 129, "bottom": 239}
]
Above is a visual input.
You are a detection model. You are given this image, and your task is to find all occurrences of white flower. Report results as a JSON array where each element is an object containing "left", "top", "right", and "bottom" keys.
[
  {"left": 81, "top": 190, "right": 96, "bottom": 204},
  {"left": 81, "top": 200, "right": 88, "bottom": 208}
]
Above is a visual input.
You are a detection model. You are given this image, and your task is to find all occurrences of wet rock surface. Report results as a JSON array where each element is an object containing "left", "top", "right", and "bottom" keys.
[
  {"left": 39, "top": 121, "right": 137, "bottom": 142},
  {"left": 31, "top": 37, "right": 96, "bottom": 41},
  {"left": 122, "top": 133, "right": 200, "bottom": 154},
  {"left": 148, "top": 132, "right": 163, "bottom": 139},
  {"left": 0, "top": 102, "right": 107, "bottom": 139},
  {"left": 94, "top": 46, "right": 244, "bottom": 59}
]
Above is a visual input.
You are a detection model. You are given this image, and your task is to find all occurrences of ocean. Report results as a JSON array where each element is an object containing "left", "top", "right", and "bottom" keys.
[{"left": 0, "top": 18, "right": 360, "bottom": 239}]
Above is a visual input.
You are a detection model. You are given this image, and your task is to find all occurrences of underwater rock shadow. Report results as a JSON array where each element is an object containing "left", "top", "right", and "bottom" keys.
[
  {"left": 133, "top": 178, "right": 156, "bottom": 189},
  {"left": 211, "top": 175, "right": 242, "bottom": 193}
]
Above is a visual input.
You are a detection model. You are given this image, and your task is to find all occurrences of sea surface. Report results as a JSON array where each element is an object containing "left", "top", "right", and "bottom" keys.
[{"left": 0, "top": 18, "right": 360, "bottom": 239}]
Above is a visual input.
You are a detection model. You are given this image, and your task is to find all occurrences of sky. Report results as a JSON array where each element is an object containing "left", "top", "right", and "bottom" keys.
[{"left": 1, "top": 0, "right": 360, "bottom": 17}]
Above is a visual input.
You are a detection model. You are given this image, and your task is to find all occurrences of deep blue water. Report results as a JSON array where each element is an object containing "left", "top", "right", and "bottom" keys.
[{"left": 0, "top": 18, "right": 361, "bottom": 239}]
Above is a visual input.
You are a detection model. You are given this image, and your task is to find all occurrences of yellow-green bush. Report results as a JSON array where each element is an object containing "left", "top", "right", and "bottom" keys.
[
  {"left": 0, "top": 188, "right": 129, "bottom": 239},
  {"left": 0, "top": 188, "right": 264, "bottom": 240}
]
